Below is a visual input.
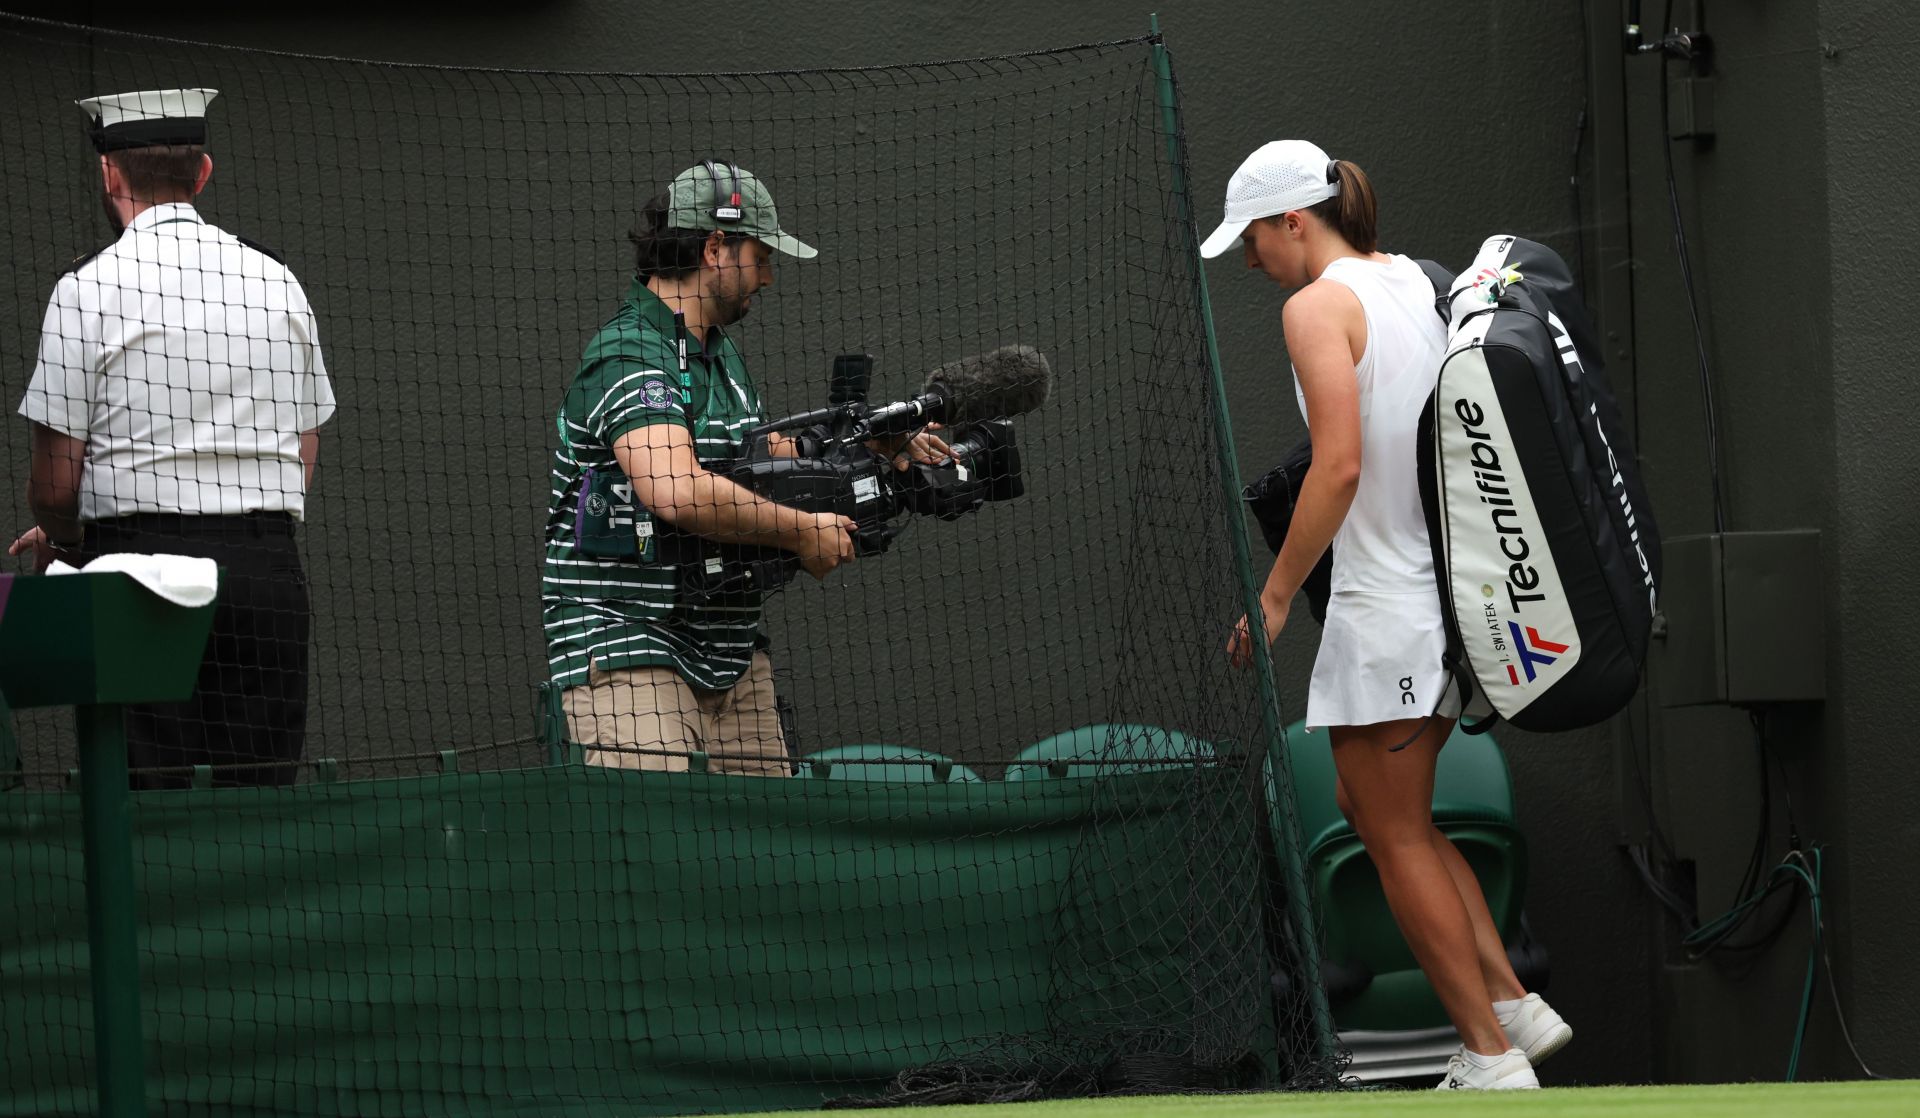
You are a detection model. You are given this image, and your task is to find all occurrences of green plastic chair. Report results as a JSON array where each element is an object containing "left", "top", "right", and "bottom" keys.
[
  {"left": 1004, "top": 722, "right": 1212, "bottom": 780},
  {"left": 1277, "top": 720, "right": 1527, "bottom": 1032},
  {"left": 804, "top": 744, "right": 983, "bottom": 783}
]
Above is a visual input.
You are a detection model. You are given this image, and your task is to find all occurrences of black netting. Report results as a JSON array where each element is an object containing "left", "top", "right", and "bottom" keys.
[{"left": 0, "top": 14, "right": 1340, "bottom": 1115}]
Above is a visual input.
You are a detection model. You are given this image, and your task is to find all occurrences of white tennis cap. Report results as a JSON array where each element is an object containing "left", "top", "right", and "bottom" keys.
[{"left": 1199, "top": 139, "right": 1340, "bottom": 258}]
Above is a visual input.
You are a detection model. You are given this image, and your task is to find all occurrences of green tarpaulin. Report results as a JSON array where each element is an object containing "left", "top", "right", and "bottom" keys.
[{"left": 1, "top": 765, "right": 1270, "bottom": 1116}]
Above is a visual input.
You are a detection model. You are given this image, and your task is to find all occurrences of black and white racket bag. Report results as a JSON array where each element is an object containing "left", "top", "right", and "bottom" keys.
[{"left": 1417, "top": 235, "right": 1661, "bottom": 732}]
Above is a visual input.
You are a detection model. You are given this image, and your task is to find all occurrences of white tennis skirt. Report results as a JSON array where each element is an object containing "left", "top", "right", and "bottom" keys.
[{"left": 1305, "top": 590, "right": 1464, "bottom": 731}]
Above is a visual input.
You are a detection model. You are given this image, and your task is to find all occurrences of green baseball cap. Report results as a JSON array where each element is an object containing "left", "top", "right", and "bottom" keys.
[{"left": 665, "top": 161, "right": 818, "bottom": 259}]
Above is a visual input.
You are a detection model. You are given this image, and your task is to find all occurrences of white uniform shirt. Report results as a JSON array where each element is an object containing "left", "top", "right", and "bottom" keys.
[
  {"left": 19, "top": 203, "right": 335, "bottom": 522},
  {"left": 1294, "top": 254, "right": 1447, "bottom": 595}
]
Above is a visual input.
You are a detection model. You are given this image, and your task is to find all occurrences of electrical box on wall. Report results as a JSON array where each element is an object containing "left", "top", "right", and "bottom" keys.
[
  {"left": 1653, "top": 531, "right": 1825, "bottom": 707},
  {"left": 1667, "top": 75, "right": 1715, "bottom": 142}
]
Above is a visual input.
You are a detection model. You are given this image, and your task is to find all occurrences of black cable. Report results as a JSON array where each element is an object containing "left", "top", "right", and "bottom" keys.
[
  {"left": 1688, "top": 719, "right": 1814, "bottom": 963},
  {"left": 1728, "top": 726, "right": 1782, "bottom": 943},
  {"left": 1594, "top": 0, "right": 1650, "bottom": 513},
  {"left": 1679, "top": 717, "right": 1799, "bottom": 963},
  {"left": 1627, "top": 843, "right": 1696, "bottom": 928},
  {"left": 1756, "top": 709, "right": 1802, "bottom": 850},
  {"left": 1655, "top": 1, "right": 1729, "bottom": 533},
  {"left": 1739, "top": 720, "right": 1770, "bottom": 899},
  {"left": 1701, "top": 878, "right": 1799, "bottom": 960},
  {"left": 1570, "top": 0, "right": 1592, "bottom": 286},
  {"left": 1606, "top": 1, "right": 1691, "bottom": 908},
  {"left": 1658, "top": 726, "right": 1884, "bottom": 1072},
  {"left": 1776, "top": 849, "right": 1888, "bottom": 1081},
  {"left": 1622, "top": 691, "right": 1681, "bottom": 864},
  {"left": 1570, "top": 108, "right": 1589, "bottom": 285},
  {"left": 1811, "top": 902, "right": 1887, "bottom": 1079},
  {"left": 7, "top": 9, "right": 1153, "bottom": 76},
  {"left": 1685, "top": 871, "right": 1799, "bottom": 965}
]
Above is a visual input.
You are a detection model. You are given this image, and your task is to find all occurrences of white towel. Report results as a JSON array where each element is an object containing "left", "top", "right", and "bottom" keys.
[{"left": 47, "top": 553, "right": 220, "bottom": 608}]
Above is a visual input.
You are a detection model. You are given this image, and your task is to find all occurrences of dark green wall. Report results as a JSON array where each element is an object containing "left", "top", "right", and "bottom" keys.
[
  {"left": 1607, "top": 0, "right": 1920, "bottom": 1084},
  {"left": 1818, "top": 0, "right": 1920, "bottom": 1083},
  {"left": 8, "top": 0, "right": 1915, "bottom": 1087},
  {"left": 1610, "top": 0, "right": 1838, "bottom": 1081}
]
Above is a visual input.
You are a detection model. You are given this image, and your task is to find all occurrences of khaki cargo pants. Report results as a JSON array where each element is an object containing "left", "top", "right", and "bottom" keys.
[{"left": 563, "top": 652, "right": 790, "bottom": 777}]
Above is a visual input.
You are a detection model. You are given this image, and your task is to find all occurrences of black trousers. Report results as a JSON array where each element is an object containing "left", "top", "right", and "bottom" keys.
[{"left": 87, "top": 513, "right": 311, "bottom": 789}]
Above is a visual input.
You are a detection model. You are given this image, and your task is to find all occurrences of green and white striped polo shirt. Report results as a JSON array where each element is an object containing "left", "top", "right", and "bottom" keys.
[{"left": 543, "top": 280, "right": 768, "bottom": 691}]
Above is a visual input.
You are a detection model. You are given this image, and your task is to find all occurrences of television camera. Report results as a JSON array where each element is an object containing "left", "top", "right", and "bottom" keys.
[{"left": 660, "top": 345, "right": 1052, "bottom": 599}]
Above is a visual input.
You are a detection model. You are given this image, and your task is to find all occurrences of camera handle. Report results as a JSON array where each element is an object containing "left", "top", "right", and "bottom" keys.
[
  {"left": 853, "top": 519, "right": 906, "bottom": 558},
  {"left": 745, "top": 402, "right": 864, "bottom": 447}
]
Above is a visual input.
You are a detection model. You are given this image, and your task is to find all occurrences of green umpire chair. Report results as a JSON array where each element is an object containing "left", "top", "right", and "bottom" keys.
[
  {"left": 1003, "top": 722, "right": 1212, "bottom": 780},
  {"left": 803, "top": 744, "right": 984, "bottom": 783},
  {"left": 1278, "top": 719, "right": 1541, "bottom": 1081}
]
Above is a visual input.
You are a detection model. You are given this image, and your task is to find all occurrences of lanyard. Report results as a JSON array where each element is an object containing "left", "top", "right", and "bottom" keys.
[{"left": 672, "top": 311, "right": 692, "bottom": 408}]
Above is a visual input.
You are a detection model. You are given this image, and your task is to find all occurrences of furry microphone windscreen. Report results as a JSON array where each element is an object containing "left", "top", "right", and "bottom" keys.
[{"left": 922, "top": 345, "right": 1053, "bottom": 423}]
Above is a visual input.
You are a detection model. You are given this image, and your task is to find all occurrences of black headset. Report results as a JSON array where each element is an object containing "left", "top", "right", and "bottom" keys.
[{"left": 703, "top": 158, "right": 744, "bottom": 223}]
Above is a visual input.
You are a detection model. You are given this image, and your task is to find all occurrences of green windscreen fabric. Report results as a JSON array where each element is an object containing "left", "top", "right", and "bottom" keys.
[{"left": 0, "top": 766, "right": 1270, "bottom": 1116}]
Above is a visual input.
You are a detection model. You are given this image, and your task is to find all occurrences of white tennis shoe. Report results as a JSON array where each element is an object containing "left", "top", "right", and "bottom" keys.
[
  {"left": 1498, "top": 993, "right": 1574, "bottom": 1065},
  {"left": 1434, "top": 1047, "right": 1539, "bottom": 1090}
]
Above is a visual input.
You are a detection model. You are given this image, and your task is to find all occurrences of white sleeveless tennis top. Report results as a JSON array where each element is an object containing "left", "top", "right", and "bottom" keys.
[{"left": 1294, "top": 254, "right": 1447, "bottom": 595}]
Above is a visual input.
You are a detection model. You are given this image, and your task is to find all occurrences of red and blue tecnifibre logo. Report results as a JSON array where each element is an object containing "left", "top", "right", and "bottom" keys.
[{"left": 1507, "top": 623, "right": 1570, "bottom": 685}]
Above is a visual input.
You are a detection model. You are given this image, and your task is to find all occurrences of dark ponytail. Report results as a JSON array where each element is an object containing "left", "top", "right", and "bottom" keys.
[
  {"left": 627, "top": 190, "right": 751, "bottom": 280},
  {"left": 1306, "top": 159, "right": 1378, "bottom": 254}
]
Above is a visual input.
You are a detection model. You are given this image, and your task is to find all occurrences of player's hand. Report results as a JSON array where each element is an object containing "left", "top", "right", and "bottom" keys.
[
  {"left": 8, "top": 526, "right": 57, "bottom": 573},
  {"left": 1227, "top": 598, "right": 1290, "bottom": 669},
  {"left": 795, "top": 513, "right": 857, "bottom": 580},
  {"left": 873, "top": 425, "right": 954, "bottom": 472}
]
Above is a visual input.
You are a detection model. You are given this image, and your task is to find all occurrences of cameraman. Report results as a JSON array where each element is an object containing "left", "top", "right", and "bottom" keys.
[{"left": 543, "top": 162, "right": 940, "bottom": 776}]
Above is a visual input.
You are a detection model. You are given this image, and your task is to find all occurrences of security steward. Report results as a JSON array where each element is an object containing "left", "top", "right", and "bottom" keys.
[
  {"left": 11, "top": 89, "right": 336, "bottom": 789},
  {"left": 544, "top": 161, "right": 943, "bottom": 776}
]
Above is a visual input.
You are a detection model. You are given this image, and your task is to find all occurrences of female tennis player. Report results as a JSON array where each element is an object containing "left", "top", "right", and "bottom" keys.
[{"left": 1210, "top": 140, "right": 1571, "bottom": 1090}]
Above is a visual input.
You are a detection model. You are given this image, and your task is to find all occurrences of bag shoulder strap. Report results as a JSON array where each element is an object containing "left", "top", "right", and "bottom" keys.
[{"left": 1413, "top": 258, "right": 1455, "bottom": 324}]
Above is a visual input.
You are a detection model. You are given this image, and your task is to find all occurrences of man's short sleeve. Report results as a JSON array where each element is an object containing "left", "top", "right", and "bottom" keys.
[
  {"left": 291, "top": 280, "right": 337, "bottom": 432},
  {"left": 573, "top": 355, "right": 689, "bottom": 447},
  {"left": 18, "top": 275, "right": 94, "bottom": 438}
]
